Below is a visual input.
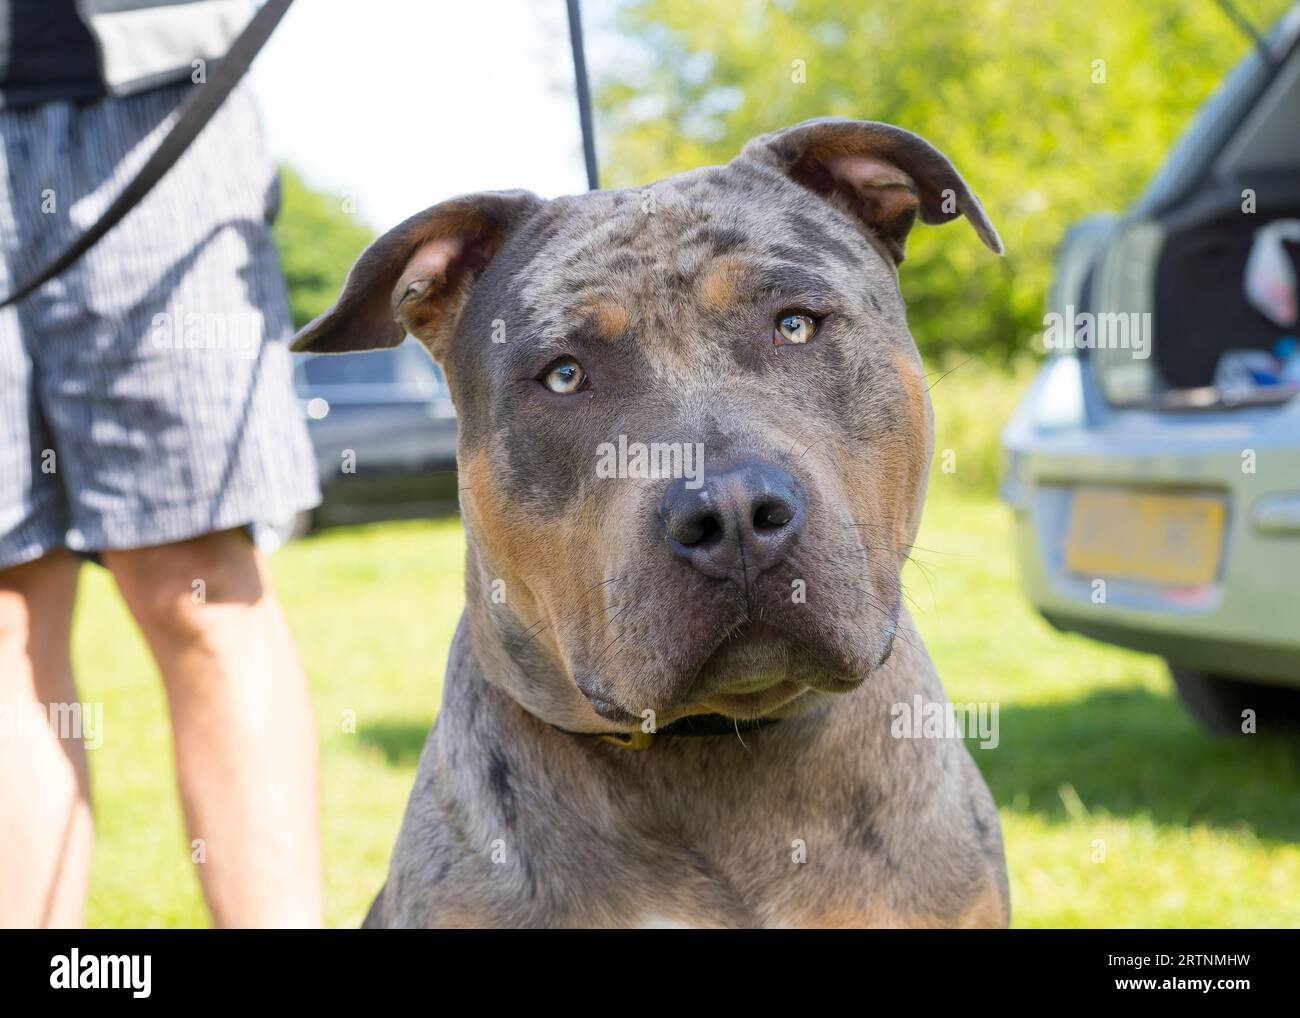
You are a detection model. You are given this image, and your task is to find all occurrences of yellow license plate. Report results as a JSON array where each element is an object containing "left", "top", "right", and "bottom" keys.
[{"left": 1064, "top": 489, "right": 1226, "bottom": 586}]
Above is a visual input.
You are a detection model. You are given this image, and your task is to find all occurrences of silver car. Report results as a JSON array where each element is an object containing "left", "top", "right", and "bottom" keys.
[
  {"left": 294, "top": 338, "right": 459, "bottom": 527},
  {"left": 1002, "top": 6, "right": 1300, "bottom": 733}
]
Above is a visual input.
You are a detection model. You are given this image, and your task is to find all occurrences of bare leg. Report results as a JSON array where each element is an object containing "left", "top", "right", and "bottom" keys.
[
  {"left": 0, "top": 552, "right": 91, "bottom": 928},
  {"left": 105, "top": 529, "right": 323, "bottom": 928}
]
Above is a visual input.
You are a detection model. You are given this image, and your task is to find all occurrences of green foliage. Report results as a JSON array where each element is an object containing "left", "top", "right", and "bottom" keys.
[
  {"left": 598, "top": 0, "right": 1285, "bottom": 361},
  {"left": 273, "top": 165, "right": 374, "bottom": 330}
]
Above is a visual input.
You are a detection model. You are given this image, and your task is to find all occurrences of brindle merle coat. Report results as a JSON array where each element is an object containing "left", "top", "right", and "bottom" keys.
[{"left": 294, "top": 118, "right": 1010, "bottom": 928}]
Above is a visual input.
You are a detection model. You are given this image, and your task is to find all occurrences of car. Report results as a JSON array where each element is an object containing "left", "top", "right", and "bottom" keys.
[
  {"left": 1001, "top": 5, "right": 1300, "bottom": 733},
  {"left": 293, "top": 337, "right": 458, "bottom": 528}
]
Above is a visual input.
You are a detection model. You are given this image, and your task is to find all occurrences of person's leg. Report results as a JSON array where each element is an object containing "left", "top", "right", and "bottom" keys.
[
  {"left": 0, "top": 552, "right": 92, "bottom": 928},
  {"left": 104, "top": 529, "right": 323, "bottom": 928}
]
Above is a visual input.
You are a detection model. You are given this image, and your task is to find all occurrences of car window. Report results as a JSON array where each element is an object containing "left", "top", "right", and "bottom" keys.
[
  {"left": 395, "top": 341, "right": 448, "bottom": 396},
  {"left": 299, "top": 349, "right": 399, "bottom": 387},
  {"left": 296, "top": 338, "right": 448, "bottom": 395}
]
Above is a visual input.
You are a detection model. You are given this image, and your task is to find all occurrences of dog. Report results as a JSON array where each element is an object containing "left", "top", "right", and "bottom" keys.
[{"left": 293, "top": 118, "right": 1010, "bottom": 928}]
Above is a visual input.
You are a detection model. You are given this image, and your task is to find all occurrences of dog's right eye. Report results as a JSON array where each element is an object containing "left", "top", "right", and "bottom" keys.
[
  {"left": 539, "top": 357, "right": 590, "bottom": 395},
  {"left": 774, "top": 310, "right": 820, "bottom": 346}
]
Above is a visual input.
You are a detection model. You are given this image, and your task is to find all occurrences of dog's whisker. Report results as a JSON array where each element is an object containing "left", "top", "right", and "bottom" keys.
[
  {"left": 795, "top": 434, "right": 834, "bottom": 463},
  {"left": 844, "top": 522, "right": 966, "bottom": 558},
  {"left": 922, "top": 354, "right": 975, "bottom": 392},
  {"left": 730, "top": 717, "right": 755, "bottom": 755}
]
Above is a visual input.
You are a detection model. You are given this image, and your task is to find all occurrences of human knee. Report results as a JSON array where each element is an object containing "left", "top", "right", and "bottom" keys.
[{"left": 110, "top": 530, "right": 265, "bottom": 640}]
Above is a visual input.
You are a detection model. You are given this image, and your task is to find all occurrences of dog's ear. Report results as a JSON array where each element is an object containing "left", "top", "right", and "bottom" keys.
[
  {"left": 291, "top": 189, "right": 543, "bottom": 359},
  {"left": 740, "top": 118, "right": 1002, "bottom": 263}
]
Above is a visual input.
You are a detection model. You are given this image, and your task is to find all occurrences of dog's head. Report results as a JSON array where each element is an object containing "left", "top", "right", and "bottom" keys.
[{"left": 295, "top": 118, "right": 1000, "bottom": 732}]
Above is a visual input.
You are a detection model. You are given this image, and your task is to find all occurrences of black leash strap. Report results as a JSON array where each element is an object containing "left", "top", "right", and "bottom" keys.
[
  {"left": 0, "top": 0, "right": 295, "bottom": 310},
  {"left": 564, "top": 0, "right": 599, "bottom": 191}
]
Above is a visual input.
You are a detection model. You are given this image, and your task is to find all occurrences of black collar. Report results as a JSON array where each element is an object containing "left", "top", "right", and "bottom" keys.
[{"left": 552, "top": 713, "right": 780, "bottom": 750}]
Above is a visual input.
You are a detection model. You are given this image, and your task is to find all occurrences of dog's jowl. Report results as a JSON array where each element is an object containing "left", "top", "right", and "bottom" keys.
[{"left": 295, "top": 118, "right": 1010, "bottom": 929}]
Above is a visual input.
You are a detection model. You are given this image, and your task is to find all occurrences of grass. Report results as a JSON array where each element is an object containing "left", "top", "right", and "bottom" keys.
[
  {"left": 75, "top": 518, "right": 464, "bottom": 928},
  {"left": 73, "top": 361, "right": 1300, "bottom": 928},
  {"left": 904, "top": 491, "right": 1300, "bottom": 927}
]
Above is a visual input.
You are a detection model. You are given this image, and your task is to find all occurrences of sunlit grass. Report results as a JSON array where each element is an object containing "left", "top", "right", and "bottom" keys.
[
  {"left": 909, "top": 491, "right": 1300, "bottom": 928},
  {"left": 75, "top": 518, "right": 462, "bottom": 928}
]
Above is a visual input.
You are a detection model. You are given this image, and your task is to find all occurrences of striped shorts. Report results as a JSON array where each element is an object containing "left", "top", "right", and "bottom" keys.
[{"left": 0, "top": 82, "right": 320, "bottom": 570}]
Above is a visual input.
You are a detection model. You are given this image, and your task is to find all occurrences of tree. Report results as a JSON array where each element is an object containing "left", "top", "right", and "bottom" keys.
[
  {"left": 273, "top": 165, "right": 374, "bottom": 330},
  {"left": 597, "top": 0, "right": 1278, "bottom": 362}
]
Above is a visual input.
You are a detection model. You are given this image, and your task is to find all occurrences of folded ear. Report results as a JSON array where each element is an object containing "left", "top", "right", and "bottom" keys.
[
  {"left": 740, "top": 118, "right": 1002, "bottom": 263},
  {"left": 291, "top": 189, "right": 543, "bottom": 358}
]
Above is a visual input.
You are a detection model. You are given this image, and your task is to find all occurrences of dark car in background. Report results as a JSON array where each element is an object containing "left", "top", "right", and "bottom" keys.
[
  {"left": 293, "top": 338, "right": 458, "bottom": 528},
  {"left": 1002, "top": 5, "right": 1300, "bottom": 733}
]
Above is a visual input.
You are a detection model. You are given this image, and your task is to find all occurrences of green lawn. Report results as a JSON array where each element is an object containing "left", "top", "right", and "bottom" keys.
[{"left": 73, "top": 361, "right": 1300, "bottom": 927}]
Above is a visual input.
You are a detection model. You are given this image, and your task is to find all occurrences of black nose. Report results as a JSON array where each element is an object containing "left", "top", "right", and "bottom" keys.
[{"left": 658, "top": 460, "right": 804, "bottom": 579}]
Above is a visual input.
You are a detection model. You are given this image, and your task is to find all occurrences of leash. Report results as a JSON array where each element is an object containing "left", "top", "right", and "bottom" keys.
[
  {"left": 0, "top": 0, "right": 295, "bottom": 310},
  {"left": 564, "top": 0, "right": 600, "bottom": 190},
  {"left": 4, "top": 0, "right": 646, "bottom": 741},
  {"left": 555, "top": 713, "right": 781, "bottom": 751},
  {"left": 1, "top": 0, "right": 600, "bottom": 307}
]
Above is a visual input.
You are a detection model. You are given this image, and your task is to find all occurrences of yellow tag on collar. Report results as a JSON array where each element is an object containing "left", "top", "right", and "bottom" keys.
[{"left": 598, "top": 729, "right": 655, "bottom": 751}]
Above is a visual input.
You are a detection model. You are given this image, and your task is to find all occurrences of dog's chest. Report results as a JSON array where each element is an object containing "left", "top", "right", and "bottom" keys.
[
  {"left": 609, "top": 820, "right": 925, "bottom": 930},
  {"left": 603, "top": 771, "right": 1005, "bottom": 929},
  {"left": 623, "top": 860, "right": 1005, "bottom": 930}
]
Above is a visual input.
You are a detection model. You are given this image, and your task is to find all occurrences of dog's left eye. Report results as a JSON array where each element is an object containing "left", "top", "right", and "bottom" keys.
[
  {"left": 775, "top": 311, "right": 819, "bottom": 346},
  {"left": 540, "top": 357, "right": 590, "bottom": 395}
]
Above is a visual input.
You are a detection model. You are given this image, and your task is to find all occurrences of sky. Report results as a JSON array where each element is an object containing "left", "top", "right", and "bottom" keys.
[{"left": 246, "top": 0, "right": 615, "bottom": 232}]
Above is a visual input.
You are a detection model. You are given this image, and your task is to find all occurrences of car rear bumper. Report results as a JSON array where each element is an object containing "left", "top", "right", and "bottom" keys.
[{"left": 1003, "top": 359, "right": 1300, "bottom": 686}]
